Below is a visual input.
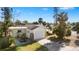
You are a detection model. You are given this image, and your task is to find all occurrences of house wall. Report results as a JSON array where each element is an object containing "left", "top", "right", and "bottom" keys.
[
  {"left": 32, "top": 26, "right": 46, "bottom": 40},
  {"left": 9, "top": 29, "right": 27, "bottom": 38},
  {"left": 26, "top": 29, "right": 31, "bottom": 38},
  {"left": 8, "top": 26, "right": 46, "bottom": 41}
]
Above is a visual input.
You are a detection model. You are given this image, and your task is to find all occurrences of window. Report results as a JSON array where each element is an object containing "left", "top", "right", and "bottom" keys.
[{"left": 17, "top": 30, "right": 21, "bottom": 33}]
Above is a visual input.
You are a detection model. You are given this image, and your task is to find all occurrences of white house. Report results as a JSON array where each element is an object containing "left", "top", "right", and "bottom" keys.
[{"left": 8, "top": 24, "right": 46, "bottom": 41}]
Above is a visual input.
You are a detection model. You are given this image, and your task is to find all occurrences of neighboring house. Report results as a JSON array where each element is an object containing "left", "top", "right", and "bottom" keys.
[{"left": 8, "top": 24, "right": 46, "bottom": 41}]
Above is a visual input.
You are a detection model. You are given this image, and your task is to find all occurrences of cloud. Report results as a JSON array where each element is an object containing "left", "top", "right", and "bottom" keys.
[
  {"left": 42, "top": 8, "right": 49, "bottom": 11},
  {"left": 60, "top": 7, "right": 74, "bottom": 10}
]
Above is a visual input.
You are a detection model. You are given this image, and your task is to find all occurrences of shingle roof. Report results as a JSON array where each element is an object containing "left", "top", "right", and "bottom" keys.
[
  {"left": 26, "top": 24, "right": 39, "bottom": 30},
  {"left": 11, "top": 24, "right": 40, "bottom": 30}
]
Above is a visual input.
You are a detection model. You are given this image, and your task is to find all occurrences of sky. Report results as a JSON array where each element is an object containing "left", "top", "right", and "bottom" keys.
[{"left": 0, "top": 7, "right": 79, "bottom": 23}]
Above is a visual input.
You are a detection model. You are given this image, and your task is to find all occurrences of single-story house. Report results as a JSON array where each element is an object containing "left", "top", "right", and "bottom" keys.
[{"left": 8, "top": 24, "right": 46, "bottom": 41}]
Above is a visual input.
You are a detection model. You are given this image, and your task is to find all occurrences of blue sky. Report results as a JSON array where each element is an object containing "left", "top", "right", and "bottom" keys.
[
  {"left": 0, "top": 7, "right": 79, "bottom": 23},
  {"left": 12, "top": 7, "right": 53, "bottom": 23}
]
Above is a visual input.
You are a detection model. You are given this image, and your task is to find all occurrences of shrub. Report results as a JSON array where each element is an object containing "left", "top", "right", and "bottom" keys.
[
  {"left": 64, "top": 39, "right": 71, "bottom": 46},
  {"left": 74, "top": 40, "right": 79, "bottom": 46},
  {"left": 0, "top": 36, "right": 15, "bottom": 49},
  {"left": 9, "top": 37, "right": 15, "bottom": 46},
  {"left": 66, "top": 29, "right": 71, "bottom": 36},
  {"left": 48, "top": 37, "right": 61, "bottom": 42},
  {"left": 64, "top": 39, "right": 71, "bottom": 43},
  {"left": 0, "top": 38, "right": 9, "bottom": 49},
  {"left": 21, "top": 33, "right": 27, "bottom": 39}
]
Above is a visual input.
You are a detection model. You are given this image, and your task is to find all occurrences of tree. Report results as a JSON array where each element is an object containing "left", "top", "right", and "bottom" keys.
[
  {"left": 0, "top": 7, "right": 13, "bottom": 49},
  {"left": 1, "top": 7, "right": 13, "bottom": 37},
  {"left": 38, "top": 18, "right": 43, "bottom": 24},
  {"left": 53, "top": 12, "right": 71, "bottom": 40},
  {"left": 23, "top": 20, "right": 28, "bottom": 25},
  {"left": 33, "top": 21, "right": 38, "bottom": 24},
  {"left": 15, "top": 20, "right": 21, "bottom": 25},
  {"left": 42, "top": 21, "right": 47, "bottom": 26},
  {"left": 38, "top": 18, "right": 47, "bottom": 26}
]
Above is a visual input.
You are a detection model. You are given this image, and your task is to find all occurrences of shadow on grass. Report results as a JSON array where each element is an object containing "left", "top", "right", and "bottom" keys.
[{"left": 17, "top": 40, "right": 37, "bottom": 47}]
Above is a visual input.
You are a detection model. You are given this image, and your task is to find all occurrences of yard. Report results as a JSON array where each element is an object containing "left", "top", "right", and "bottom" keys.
[
  {"left": 16, "top": 42, "right": 48, "bottom": 51},
  {"left": 0, "top": 41, "right": 48, "bottom": 51}
]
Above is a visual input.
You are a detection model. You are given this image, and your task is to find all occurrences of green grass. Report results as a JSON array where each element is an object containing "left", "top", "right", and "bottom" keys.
[{"left": 16, "top": 42, "right": 48, "bottom": 51}]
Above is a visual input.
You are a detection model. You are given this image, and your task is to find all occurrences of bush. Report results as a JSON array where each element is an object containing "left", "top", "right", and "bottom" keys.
[
  {"left": 74, "top": 40, "right": 79, "bottom": 46},
  {"left": 9, "top": 37, "right": 15, "bottom": 46},
  {"left": 21, "top": 33, "right": 27, "bottom": 39},
  {"left": 66, "top": 29, "right": 71, "bottom": 36},
  {"left": 64, "top": 39, "right": 70, "bottom": 43},
  {"left": 48, "top": 37, "right": 61, "bottom": 42},
  {"left": 0, "top": 37, "right": 15, "bottom": 49},
  {"left": 0, "top": 38, "right": 9, "bottom": 49},
  {"left": 63, "top": 39, "right": 70, "bottom": 46}
]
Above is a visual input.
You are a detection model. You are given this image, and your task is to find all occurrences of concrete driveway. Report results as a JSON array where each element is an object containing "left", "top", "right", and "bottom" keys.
[
  {"left": 38, "top": 34, "right": 79, "bottom": 51},
  {"left": 38, "top": 38, "right": 64, "bottom": 51}
]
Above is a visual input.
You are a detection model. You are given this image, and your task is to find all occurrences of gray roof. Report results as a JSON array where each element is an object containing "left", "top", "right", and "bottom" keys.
[
  {"left": 26, "top": 24, "right": 39, "bottom": 30},
  {"left": 11, "top": 24, "right": 43, "bottom": 30}
]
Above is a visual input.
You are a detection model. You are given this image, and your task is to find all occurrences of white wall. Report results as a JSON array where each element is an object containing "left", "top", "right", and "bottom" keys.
[
  {"left": 9, "top": 29, "right": 27, "bottom": 37},
  {"left": 9, "top": 26, "right": 46, "bottom": 40},
  {"left": 33, "top": 26, "right": 46, "bottom": 40},
  {"left": 26, "top": 29, "right": 31, "bottom": 38}
]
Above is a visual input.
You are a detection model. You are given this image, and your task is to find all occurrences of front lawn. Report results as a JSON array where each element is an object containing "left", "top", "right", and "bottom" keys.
[{"left": 16, "top": 42, "right": 48, "bottom": 51}]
